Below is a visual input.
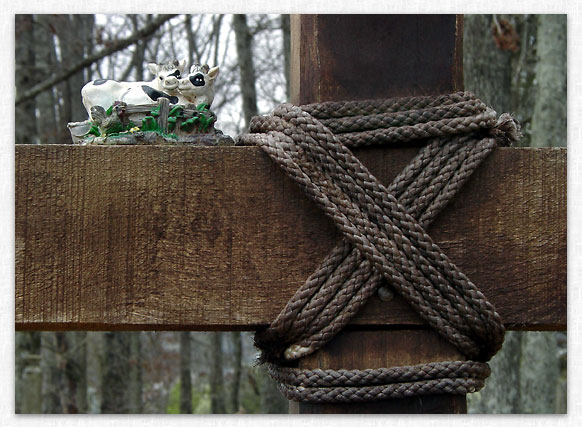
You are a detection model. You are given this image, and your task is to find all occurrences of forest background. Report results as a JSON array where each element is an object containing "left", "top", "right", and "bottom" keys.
[{"left": 14, "top": 14, "right": 566, "bottom": 414}]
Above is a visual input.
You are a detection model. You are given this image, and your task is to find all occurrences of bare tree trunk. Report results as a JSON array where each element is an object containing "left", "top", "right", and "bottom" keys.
[
  {"left": 66, "top": 332, "right": 88, "bottom": 413},
  {"left": 179, "top": 331, "right": 193, "bottom": 413},
  {"left": 233, "top": 14, "right": 258, "bottom": 129},
  {"left": 34, "top": 14, "right": 58, "bottom": 144},
  {"left": 15, "top": 332, "right": 26, "bottom": 413},
  {"left": 16, "top": 332, "right": 41, "bottom": 413},
  {"left": 230, "top": 332, "right": 242, "bottom": 413},
  {"left": 134, "top": 16, "right": 147, "bottom": 81},
  {"left": 101, "top": 332, "right": 130, "bottom": 413},
  {"left": 185, "top": 15, "right": 195, "bottom": 67},
  {"left": 469, "top": 331, "right": 562, "bottom": 413},
  {"left": 464, "top": 14, "right": 513, "bottom": 113},
  {"left": 209, "top": 332, "right": 226, "bottom": 413},
  {"left": 81, "top": 15, "right": 95, "bottom": 83},
  {"left": 21, "top": 365, "right": 42, "bottom": 413},
  {"left": 52, "top": 15, "right": 88, "bottom": 137},
  {"left": 128, "top": 332, "right": 143, "bottom": 413},
  {"left": 212, "top": 15, "right": 224, "bottom": 67},
  {"left": 86, "top": 332, "right": 103, "bottom": 413},
  {"left": 531, "top": 14, "right": 567, "bottom": 147},
  {"left": 40, "top": 332, "right": 62, "bottom": 413},
  {"left": 15, "top": 14, "right": 37, "bottom": 144},
  {"left": 123, "top": 15, "right": 148, "bottom": 81},
  {"left": 518, "top": 332, "right": 559, "bottom": 413},
  {"left": 468, "top": 331, "right": 522, "bottom": 413},
  {"left": 281, "top": 14, "right": 291, "bottom": 101},
  {"left": 49, "top": 15, "right": 74, "bottom": 143},
  {"left": 52, "top": 333, "right": 79, "bottom": 413},
  {"left": 508, "top": 14, "right": 538, "bottom": 147},
  {"left": 555, "top": 332, "right": 567, "bottom": 413}
]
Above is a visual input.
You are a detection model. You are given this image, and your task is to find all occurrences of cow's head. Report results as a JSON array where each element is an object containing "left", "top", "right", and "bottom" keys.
[
  {"left": 148, "top": 60, "right": 186, "bottom": 91},
  {"left": 179, "top": 64, "right": 219, "bottom": 95}
]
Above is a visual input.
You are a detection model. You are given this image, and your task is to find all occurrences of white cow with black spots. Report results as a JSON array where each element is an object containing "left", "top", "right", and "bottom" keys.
[
  {"left": 177, "top": 64, "right": 219, "bottom": 107},
  {"left": 81, "top": 60, "right": 187, "bottom": 119}
]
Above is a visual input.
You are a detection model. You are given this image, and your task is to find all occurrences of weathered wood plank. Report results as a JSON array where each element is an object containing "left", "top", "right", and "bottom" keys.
[{"left": 15, "top": 145, "right": 566, "bottom": 331}]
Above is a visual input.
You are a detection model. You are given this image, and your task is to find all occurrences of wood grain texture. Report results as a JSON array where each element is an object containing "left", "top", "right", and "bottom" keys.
[
  {"left": 290, "top": 15, "right": 463, "bottom": 104},
  {"left": 15, "top": 145, "right": 566, "bottom": 331},
  {"left": 290, "top": 330, "right": 467, "bottom": 414}
]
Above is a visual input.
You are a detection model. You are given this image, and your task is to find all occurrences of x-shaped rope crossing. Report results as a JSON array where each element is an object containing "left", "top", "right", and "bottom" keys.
[{"left": 239, "top": 93, "right": 518, "bottom": 403}]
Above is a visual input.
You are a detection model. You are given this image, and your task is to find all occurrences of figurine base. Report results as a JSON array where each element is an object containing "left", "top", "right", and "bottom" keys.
[
  {"left": 67, "top": 98, "right": 237, "bottom": 146},
  {"left": 68, "top": 123, "right": 236, "bottom": 146}
]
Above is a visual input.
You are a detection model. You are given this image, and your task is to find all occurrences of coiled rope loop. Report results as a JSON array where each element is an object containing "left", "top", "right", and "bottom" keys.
[{"left": 238, "top": 92, "right": 520, "bottom": 403}]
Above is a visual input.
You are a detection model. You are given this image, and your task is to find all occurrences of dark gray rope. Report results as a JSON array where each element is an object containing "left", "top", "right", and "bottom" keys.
[{"left": 239, "top": 92, "right": 520, "bottom": 403}]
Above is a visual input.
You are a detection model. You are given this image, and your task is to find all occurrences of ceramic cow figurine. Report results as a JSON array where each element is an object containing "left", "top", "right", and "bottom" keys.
[
  {"left": 81, "top": 60, "right": 187, "bottom": 119},
  {"left": 177, "top": 64, "right": 219, "bottom": 107}
]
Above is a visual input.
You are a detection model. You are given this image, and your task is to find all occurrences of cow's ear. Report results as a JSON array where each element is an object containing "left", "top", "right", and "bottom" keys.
[
  {"left": 147, "top": 63, "right": 158, "bottom": 76},
  {"left": 178, "top": 60, "right": 187, "bottom": 73},
  {"left": 207, "top": 66, "right": 219, "bottom": 81}
]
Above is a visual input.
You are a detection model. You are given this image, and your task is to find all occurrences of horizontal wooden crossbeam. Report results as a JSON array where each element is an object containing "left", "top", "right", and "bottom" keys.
[{"left": 15, "top": 144, "right": 566, "bottom": 331}]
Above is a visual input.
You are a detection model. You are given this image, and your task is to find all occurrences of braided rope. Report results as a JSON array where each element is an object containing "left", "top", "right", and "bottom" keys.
[
  {"left": 277, "top": 378, "right": 487, "bottom": 403},
  {"left": 238, "top": 92, "right": 520, "bottom": 403},
  {"left": 269, "top": 361, "right": 491, "bottom": 388},
  {"left": 270, "top": 361, "right": 491, "bottom": 403}
]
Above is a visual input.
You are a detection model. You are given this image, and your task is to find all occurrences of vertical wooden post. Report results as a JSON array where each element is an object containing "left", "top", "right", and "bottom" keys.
[
  {"left": 288, "top": 14, "right": 467, "bottom": 414},
  {"left": 290, "top": 15, "right": 463, "bottom": 105},
  {"left": 290, "top": 331, "right": 467, "bottom": 414},
  {"left": 157, "top": 97, "right": 170, "bottom": 133}
]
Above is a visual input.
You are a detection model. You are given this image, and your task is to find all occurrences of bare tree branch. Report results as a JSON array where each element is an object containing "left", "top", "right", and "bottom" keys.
[{"left": 16, "top": 14, "right": 177, "bottom": 106}]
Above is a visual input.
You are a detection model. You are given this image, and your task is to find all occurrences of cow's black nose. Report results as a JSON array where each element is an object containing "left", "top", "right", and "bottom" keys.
[{"left": 190, "top": 73, "right": 205, "bottom": 87}]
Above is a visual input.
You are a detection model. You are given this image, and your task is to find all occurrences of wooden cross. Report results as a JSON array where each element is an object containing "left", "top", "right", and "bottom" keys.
[{"left": 15, "top": 15, "right": 566, "bottom": 414}]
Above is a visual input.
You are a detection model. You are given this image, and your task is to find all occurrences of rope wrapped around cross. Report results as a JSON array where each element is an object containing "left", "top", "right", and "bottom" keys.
[{"left": 238, "top": 92, "right": 520, "bottom": 403}]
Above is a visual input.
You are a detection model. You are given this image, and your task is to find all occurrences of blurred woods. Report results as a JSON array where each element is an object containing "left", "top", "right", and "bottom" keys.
[
  {"left": 14, "top": 14, "right": 566, "bottom": 414},
  {"left": 463, "top": 14, "right": 567, "bottom": 413}
]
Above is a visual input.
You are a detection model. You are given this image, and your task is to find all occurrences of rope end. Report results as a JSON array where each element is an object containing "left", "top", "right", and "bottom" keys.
[
  {"left": 284, "top": 344, "right": 313, "bottom": 361},
  {"left": 491, "top": 113, "right": 522, "bottom": 147}
]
